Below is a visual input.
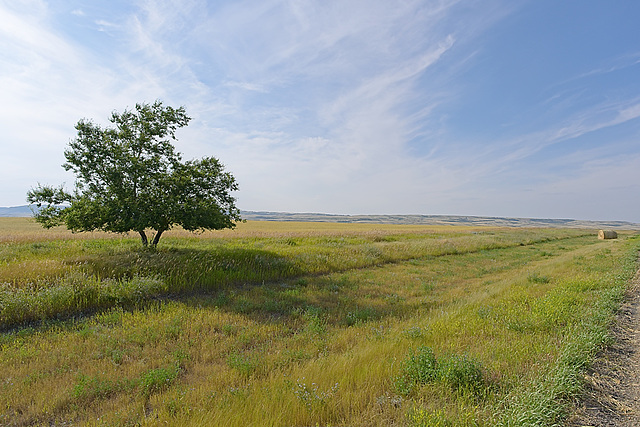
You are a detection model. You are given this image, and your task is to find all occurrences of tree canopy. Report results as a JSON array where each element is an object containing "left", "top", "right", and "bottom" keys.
[{"left": 28, "top": 101, "right": 241, "bottom": 246}]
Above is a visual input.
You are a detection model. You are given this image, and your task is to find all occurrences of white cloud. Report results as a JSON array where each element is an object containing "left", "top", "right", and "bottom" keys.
[
  {"left": 224, "top": 81, "right": 269, "bottom": 93},
  {"left": 94, "top": 19, "right": 119, "bottom": 32},
  {"left": 37, "top": 1, "right": 494, "bottom": 214},
  {"left": 0, "top": 1, "right": 197, "bottom": 205}
]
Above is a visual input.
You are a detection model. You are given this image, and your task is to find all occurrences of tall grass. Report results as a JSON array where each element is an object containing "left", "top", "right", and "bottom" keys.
[
  {"left": 0, "top": 219, "right": 637, "bottom": 426},
  {"left": 0, "top": 221, "right": 592, "bottom": 330}
]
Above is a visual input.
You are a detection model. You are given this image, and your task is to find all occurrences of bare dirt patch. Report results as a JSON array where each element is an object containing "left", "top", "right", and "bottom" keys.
[{"left": 568, "top": 263, "right": 640, "bottom": 426}]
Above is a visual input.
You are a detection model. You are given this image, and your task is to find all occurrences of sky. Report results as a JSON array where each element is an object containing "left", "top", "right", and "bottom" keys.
[{"left": 1, "top": 0, "right": 640, "bottom": 222}]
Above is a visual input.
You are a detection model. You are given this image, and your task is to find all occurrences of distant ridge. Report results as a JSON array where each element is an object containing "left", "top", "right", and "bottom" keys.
[
  {"left": 1, "top": 206, "right": 638, "bottom": 229},
  {"left": 240, "top": 210, "right": 640, "bottom": 229},
  {"left": 0, "top": 205, "right": 33, "bottom": 217}
]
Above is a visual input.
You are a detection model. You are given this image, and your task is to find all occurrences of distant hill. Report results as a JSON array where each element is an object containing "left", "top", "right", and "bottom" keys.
[
  {"left": 239, "top": 211, "right": 640, "bottom": 229},
  {"left": 2, "top": 206, "right": 638, "bottom": 229},
  {"left": 0, "top": 205, "right": 33, "bottom": 217}
]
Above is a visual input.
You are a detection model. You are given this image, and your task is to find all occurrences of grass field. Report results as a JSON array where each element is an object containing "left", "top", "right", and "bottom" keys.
[{"left": 1, "top": 218, "right": 638, "bottom": 426}]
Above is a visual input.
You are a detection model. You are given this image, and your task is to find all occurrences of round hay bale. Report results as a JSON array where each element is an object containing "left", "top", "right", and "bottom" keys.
[{"left": 598, "top": 230, "right": 617, "bottom": 240}]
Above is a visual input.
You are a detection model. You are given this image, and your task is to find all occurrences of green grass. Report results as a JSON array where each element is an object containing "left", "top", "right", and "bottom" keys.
[
  {"left": 0, "top": 223, "right": 591, "bottom": 330},
  {"left": 394, "top": 346, "right": 487, "bottom": 397},
  {"left": 0, "top": 218, "right": 638, "bottom": 425}
]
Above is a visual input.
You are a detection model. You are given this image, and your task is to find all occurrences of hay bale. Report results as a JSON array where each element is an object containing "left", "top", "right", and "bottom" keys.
[{"left": 598, "top": 230, "right": 617, "bottom": 240}]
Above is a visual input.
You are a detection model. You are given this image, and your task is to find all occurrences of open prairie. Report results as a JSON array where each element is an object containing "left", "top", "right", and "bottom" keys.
[{"left": 1, "top": 218, "right": 638, "bottom": 426}]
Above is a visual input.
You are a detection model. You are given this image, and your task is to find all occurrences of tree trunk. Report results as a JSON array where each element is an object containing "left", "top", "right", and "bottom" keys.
[
  {"left": 139, "top": 230, "right": 148, "bottom": 246},
  {"left": 151, "top": 229, "right": 164, "bottom": 247}
]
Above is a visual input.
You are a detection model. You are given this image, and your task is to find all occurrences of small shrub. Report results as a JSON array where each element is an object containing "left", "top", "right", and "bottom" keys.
[
  {"left": 227, "top": 352, "right": 258, "bottom": 377},
  {"left": 293, "top": 378, "right": 339, "bottom": 411},
  {"left": 436, "top": 354, "right": 485, "bottom": 394},
  {"left": 528, "top": 272, "right": 550, "bottom": 284},
  {"left": 73, "top": 375, "right": 119, "bottom": 401},
  {"left": 402, "top": 326, "right": 425, "bottom": 339},
  {"left": 394, "top": 346, "right": 438, "bottom": 395},
  {"left": 139, "top": 365, "right": 180, "bottom": 398},
  {"left": 395, "top": 346, "right": 486, "bottom": 396},
  {"left": 345, "top": 307, "right": 378, "bottom": 326},
  {"left": 302, "top": 308, "right": 326, "bottom": 336}
]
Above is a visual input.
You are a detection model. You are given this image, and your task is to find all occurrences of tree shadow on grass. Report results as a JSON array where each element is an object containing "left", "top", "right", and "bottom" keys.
[
  {"left": 71, "top": 246, "right": 305, "bottom": 293},
  {"left": 73, "top": 245, "right": 429, "bottom": 331},
  {"left": 72, "top": 246, "right": 420, "bottom": 327},
  {"left": 178, "top": 272, "right": 425, "bottom": 333},
  {"left": 3, "top": 246, "right": 425, "bottom": 334},
  {"left": 0, "top": 247, "right": 308, "bottom": 332}
]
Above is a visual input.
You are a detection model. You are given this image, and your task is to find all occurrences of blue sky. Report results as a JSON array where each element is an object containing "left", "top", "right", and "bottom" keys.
[{"left": 1, "top": 1, "right": 639, "bottom": 222}]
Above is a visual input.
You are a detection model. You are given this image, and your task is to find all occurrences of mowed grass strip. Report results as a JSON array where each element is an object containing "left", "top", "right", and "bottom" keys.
[{"left": 0, "top": 220, "right": 636, "bottom": 425}]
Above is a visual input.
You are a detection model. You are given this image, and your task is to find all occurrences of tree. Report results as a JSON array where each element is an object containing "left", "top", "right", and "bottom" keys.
[{"left": 27, "top": 101, "right": 241, "bottom": 247}]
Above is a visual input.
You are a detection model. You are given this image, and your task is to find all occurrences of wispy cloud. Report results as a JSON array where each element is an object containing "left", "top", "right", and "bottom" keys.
[
  {"left": 564, "top": 51, "right": 640, "bottom": 82},
  {"left": 525, "top": 98, "right": 640, "bottom": 155},
  {"left": 94, "top": 19, "right": 119, "bottom": 32}
]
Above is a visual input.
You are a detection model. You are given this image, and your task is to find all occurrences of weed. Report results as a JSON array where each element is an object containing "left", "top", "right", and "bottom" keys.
[
  {"left": 437, "top": 354, "right": 485, "bottom": 394},
  {"left": 302, "top": 307, "right": 327, "bottom": 336},
  {"left": 422, "top": 281, "right": 436, "bottom": 292},
  {"left": 221, "top": 324, "right": 239, "bottom": 336},
  {"left": 293, "top": 378, "right": 339, "bottom": 411},
  {"left": 395, "top": 346, "right": 486, "bottom": 396},
  {"left": 394, "top": 346, "right": 438, "bottom": 395},
  {"left": 402, "top": 326, "right": 425, "bottom": 339},
  {"left": 139, "top": 364, "right": 181, "bottom": 398},
  {"left": 227, "top": 352, "right": 259, "bottom": 377},
  {"left": 376, "top": 393, "right": 403, "bottom": 408},
  {"left": 345, "top": 307, "right": 378, "bottom": 326},
  {"left": 407, "top": 407, "right": 479, "bottom": 427},
  {"left": 527, "top": 272, "right": 551, "bottom": 284},
  {"left": 72, "top": 374, "right": 119, "bottom": 401}
]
